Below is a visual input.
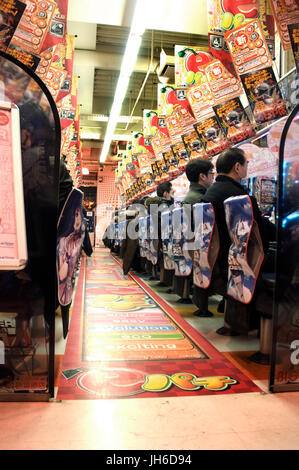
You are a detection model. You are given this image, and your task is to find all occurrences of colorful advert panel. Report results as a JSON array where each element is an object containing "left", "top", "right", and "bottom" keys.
[
  {"left": 204, "top": 59, "right": 243, "bottom": 104},
  {"left": 186, "top": 82, "right": 215, "bottom": 122},
  {"left": 175, "top": 45, "right": 213, "bottom": 88},
  {"left": 270, "top": 0, "right": 299, "bottom": 51},
  {"left": 11, "top": 0, "right": 56, "bottom": 55},
  {"left": 0, "top": 0, "right": 26, "bottom": 52},
  {"left": 213, "top": 96, "right": 255, "bottom": 145},
  {"left": 225, "top": 19, "right": 273, "bottom": 76},
  {"left": 194, "top": 115, "right": 229, "bottom": 157},
  {"left": 182, "top": 128, "right": 209, "bottom": 161},
  {"left": 208, "top": 0, "right": 275, "bottom": 72},
  {"left": 241, "top": 66, "right": 287, "bottom": 125}
]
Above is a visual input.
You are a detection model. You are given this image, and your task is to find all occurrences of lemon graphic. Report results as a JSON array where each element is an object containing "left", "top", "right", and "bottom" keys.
[
  {"left": 221, "top": 12, "right": 233, "bottom": 30},
  {"left": 185, "top": 71, "right": 195, "bottom": 84}
]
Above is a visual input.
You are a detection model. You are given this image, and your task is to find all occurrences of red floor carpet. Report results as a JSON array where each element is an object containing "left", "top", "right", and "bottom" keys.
[{"left": 57, "top": 250, "right": 260, "bottom": 399}]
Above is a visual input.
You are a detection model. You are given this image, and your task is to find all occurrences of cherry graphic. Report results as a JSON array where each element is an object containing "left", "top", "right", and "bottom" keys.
[{"left": 178, "top": 48, "right": 212, "bottom": 73}]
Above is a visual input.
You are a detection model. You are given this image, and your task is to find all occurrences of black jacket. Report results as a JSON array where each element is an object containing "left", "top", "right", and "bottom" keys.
[
  {"left": 182, "top": 183, "right": 206, "bottom": 207},
  {"left": 201, "top": 175, "right": 276, "bottom": 270}
]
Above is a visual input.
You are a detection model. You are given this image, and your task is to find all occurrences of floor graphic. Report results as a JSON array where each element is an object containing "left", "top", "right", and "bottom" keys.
[{"left": 57, "top": 250, "right": 261, "bottom": 399}]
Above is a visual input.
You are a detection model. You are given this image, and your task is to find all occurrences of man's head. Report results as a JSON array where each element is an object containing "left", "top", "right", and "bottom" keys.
[
  {"left": 216, "top": 148, "right": 248, "bottom": 182},
  {"left": 185, "top": 158, "right": 214, "bottom": 188},
  {"left": 157, "top": 181, "right": 174, "bottom": 200}
]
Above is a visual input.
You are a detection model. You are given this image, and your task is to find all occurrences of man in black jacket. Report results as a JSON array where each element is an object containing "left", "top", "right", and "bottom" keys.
[
  {"left": 182, "top": 158, "right": 215, "bottom": 207},
  {"left": 200, "top": 148, "right": 276, "bottom": 334},
  {"left": 201, "top": 147, "right": 276, "bottom": 273}
]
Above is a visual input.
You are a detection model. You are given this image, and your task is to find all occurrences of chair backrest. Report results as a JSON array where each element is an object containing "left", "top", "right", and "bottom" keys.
[
  {"left": 138, "top": 216, "right": 147, "bottom": 258},
  {"left": 192, "top": 202, "right": 220, "bottom": 289},
  {"left": 114, "top": 222, "right": 120, "bottom": 246},
  {"left": 161, "top": 210, "right": 175, "bottom": 270},
  {"left": 147, "top": 215, "right": 158, "bottom": 265},
  {"left": 224, "top": 195, "right": 264, "bottom": 304},
  {"left": 172, "top": 207, "right": 193, "bottom": 276},
  {"left": 118, "top": 220, "right": 127, "bottom": 243}
]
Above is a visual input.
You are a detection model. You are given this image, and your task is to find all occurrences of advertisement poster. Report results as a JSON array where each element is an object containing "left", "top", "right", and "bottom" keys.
[
  {"left": 213, "top": 97, "right": 255, "bottom": 144},
  {"left": 225, "top": 19, "right": 273, "bottom": 76},
  {"left": 11, "top": 0, "right": 56, "bottom": 55},
  {"left": 193, "top": 203, "right": 217, "bottom": 289},
  {"left": 186, "top": 82, "right": 215, "bottom": 121},
  {"left": 42, "top": 0, "right": 69, "bottom": 50},
  {"left": 0, "top": 0, "right": 26, "bottom": 52},
  {"left": 288, "top": 23, "right": 299, "bottom": 76},
  {"left": 137, "top": 153, "right": 152, "bottom": 175},
  {"left": 156, "top": 158, "right": 170, "bottom": 182},
  {"left": 0, "top": 108, "right": 17, "bottom": 263},
  {"left": 56, "top": 34, "right": 75, "bottom": 102},
  {"left": 174, "top": 45, "right": 213, "bottom": 88},
  {"left": 182, "top": 128, "right": 209, "bottom": 160},
  {"left": 174, "top": 103, "right": 196, "bottom": 131},
  {"left": 208, "top": 0, "right": 275, "bottom": 71},
  {"left": 204, "top": 59, "right": 243, "bottom": 104},
  {"left": 241, "top": 67, "right": 287, "bottom": 124},
  {"left": 270, "top": 0, "right": 299, "bottom": 50},
  {"left": 150, "top": 134, "right": 164, "bottom": 161},
  {"left": 162, "top": 150, "right": 180, "bottom": 178},
  {"left": 143, "top": 109, "right": 159, "bottom": 137},
  {"left": 224, "top": 195, "right": 263, "bottom": 304},
  {"left": 194, "top": 115, "right": 229, "bottom": 157},
  {"left": 158, "top": 84, "right": 192, "bottom": 116},
  {"left": 165, "top": 113, "right": 184, "bottom": 144},
  {"left": 56, "top": 189, "right": 84, "bottom": 307},
  {"left": 171, "top": 140, "right": 190, "bottom": 171}
]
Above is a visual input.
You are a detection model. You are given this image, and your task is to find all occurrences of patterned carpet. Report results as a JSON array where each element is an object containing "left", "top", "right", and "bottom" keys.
[{"left": 57, "top": 249, "right": 261, "bottom": 399}]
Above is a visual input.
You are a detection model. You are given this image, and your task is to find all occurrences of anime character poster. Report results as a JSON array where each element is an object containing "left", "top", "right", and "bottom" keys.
[
  {"left": 194, "top": 115, "right": 229, "bottom": 157},
  {"left": 161, "top": 211, "right": 175, "bottom": 270},
  {"left": 57, "top": 188, "right": 85, "bottom": 306},
  {"left": 138, "top": 216, "right": 147, "bottom": 259},
  {"left": 241, "top": 67, "right": 287, "bottom": 125},
  {"left": 224, "top": 195, "right": 263, "bottom": 304},
  {"left": 171, "top": 208, "right": 192, "bottom": 277},
  {"left": 213, "top": 96, "right": 255, "bottom": 145},
  {"left": 193, "top": 203, "right": 217, "bottom": 289}
]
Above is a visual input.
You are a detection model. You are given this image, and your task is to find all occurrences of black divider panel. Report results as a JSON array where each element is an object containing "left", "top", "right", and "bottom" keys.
[
  {"left": 270, "top": 104, "right": 299, "bottom": 392},
  {"left": 0, "top": 52, "right": 60, "bottom": 399}
]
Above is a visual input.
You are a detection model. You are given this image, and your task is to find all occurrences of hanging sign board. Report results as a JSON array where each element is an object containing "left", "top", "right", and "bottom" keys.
[{"left": 0, "top": 102, "right": 27, "bottom": 271}]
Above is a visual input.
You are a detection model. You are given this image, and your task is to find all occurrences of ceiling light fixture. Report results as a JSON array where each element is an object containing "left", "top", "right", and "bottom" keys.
[{"left": 100, "top": 0, "right": 147, "bottom": 163}]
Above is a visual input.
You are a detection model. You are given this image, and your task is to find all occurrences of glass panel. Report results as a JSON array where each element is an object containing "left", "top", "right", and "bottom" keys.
[
  {"left": 270, "top": 108, "right": 299, "bottom": 391},
  {"left": 0, "top": 55, "right": 59, "bottom": 397}
]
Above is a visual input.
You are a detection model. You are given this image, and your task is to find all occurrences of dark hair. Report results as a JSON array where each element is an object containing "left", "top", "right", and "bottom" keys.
[
  {"left": 216, "top": 148, "right": 246, "bottom": 174},
  {"left": 185, "top": 158, "right": 213, "bottom": 182},
  {"left": 157, "top": 181, "right": 172, "bottom": 197}
]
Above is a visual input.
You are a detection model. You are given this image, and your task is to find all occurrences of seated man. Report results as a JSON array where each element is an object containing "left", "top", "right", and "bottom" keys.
[
  {"left": 201, "top": 147, "right": 276, "bottom": 275},
  {"left": 201, "top": 147, "right": 276, "bottom": 332}
]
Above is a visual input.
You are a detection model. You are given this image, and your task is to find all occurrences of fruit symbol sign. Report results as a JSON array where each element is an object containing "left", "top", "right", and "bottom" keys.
[{"left": 175, "top": 46, "right": 213, "bottom": 88}]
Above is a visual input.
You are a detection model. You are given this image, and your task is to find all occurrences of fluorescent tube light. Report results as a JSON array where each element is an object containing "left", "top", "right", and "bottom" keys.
[{"left": 100, "top": 0, "right": 146, "bottom": 163}]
